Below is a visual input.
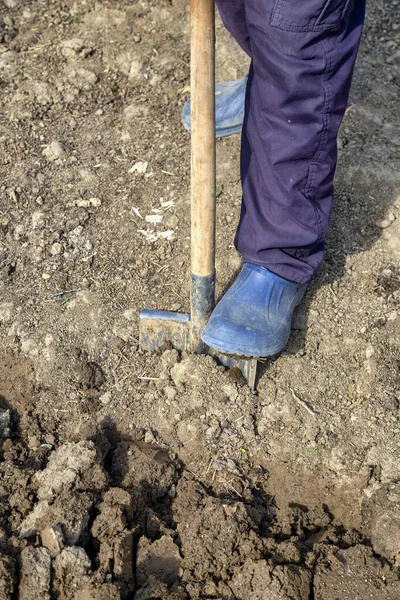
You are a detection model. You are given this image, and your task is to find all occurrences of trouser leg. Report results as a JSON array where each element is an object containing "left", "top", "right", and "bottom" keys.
[
  {"left": 215, "top": 0, "right": 251, "bottom": 56},
  {"left": 237, "top": 0, "right": 366, "bottom": 283},
  {"left": 219, "top": 0, "right": 366, "bottom": 284}
]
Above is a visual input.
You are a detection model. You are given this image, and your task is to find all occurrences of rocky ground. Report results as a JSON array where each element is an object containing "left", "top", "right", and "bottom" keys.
[{"left": 0, "top": 0, "right": 399, "bottom": 598}]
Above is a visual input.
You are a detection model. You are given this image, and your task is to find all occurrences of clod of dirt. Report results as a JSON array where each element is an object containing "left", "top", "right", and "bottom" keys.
[
  {"left": 0, "top": 555, "right": 14, "bottom": 600},
  {"left": 170, "top": 357, "right": 203, "bottom": 389},
  {"left": 145, "top": 508, "right": 174, "bottom": 541},
  {"left": 363, "top": 482, "right": 400, "bottom": 564},
  {"left": 136, "top": 535, "right": 182, "bottom": 588},
  {"left": 174, "top": 475, "right": 266, "bottom": 583},
  {"left": 113, "top": 530, "right": 135, "bottom": 584},
  {"left": 135, "top": 578, "right": 186, "bottom": 600},
  {"left": 60, "top": 38, "right": 95, "bottom": 59},
  {"left": 19, "top": 500, "right": 51, "bottom": 539},
  {"left": 230, "top": 559, "right": 311, "bottom": 600},
  {"left": 42, "top": 140, "right": 66, "bottom": 162},
  {"left": 75, "top": 583, "right": 122, "bottom": 600},
  {"left": 34, "top": 441, "right": 107, "bottom": 500},
  {"left": 20, "top": 442, "right": 108, "bottom": 544},
  {"left": 19, "top": 546, "right": 51, "bottom": 600},
  {"left": 91, "top": 489, "right": 136, "bottom": 586},
  {"left": 53, "top": 546, "right": 91, "bottom": 600},
  {"left": 111, "top": 442, "right": 176, "bottom": 504},
  {"left": 46, "top": 492, "right": 93, "bottom": 545},
  {"left": 70, "top": 349, "right": 106, "bottom": 394},
  {"left": 313, "top": 545, "right": 400, "bottom": 599}
]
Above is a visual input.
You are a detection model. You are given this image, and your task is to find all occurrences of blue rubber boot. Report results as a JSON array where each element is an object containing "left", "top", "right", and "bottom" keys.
[
  {"left": 182, "top": 77, "right": 247, "bottom": 138},
  {"left": 201, "top": 263, "right": 307, "bottom": 358}
]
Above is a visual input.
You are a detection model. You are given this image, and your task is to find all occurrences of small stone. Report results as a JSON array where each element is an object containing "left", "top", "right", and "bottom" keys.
[
  {"left": 375, "top": 211, "right": 396, "bottom": 229},
  {"left": 42, "top": 141, "right": 66, "bottom": 162},
  {"left": 100, "top": 392, "right": 111, "bottom": 405},
  {"left": 163, "top": 386, "right": 177, "bottom": 401},
  {"left": 144, "top": 431, "right": 156, "bottom": 444},
  {"left": 128, "top": 59, "right": 144, "bottom": 79},
  {"left": 60, "top": 38, "right": 85, "bottom": 57},
  {"left": 372, "top": 316, "right": 386, "bottom": 328},
  {"left": 31, "top": 211, "right": 45, "bottom": 228},
  {"left": 41, "top": 526, "right": 64, "bottom": 557},
  {"left": 0, "top": 303, "right": 13, "bottom": 324},
  {"left": 2, "top": 439, "right": 13, "bottom": 453},
  {"left": 205, "top": 424, "right": 221, "bottom": 439},
  {"left": 76, "top": 199, "right": 91, "bottom": 208},
  {"left": 40, "top": 444, "right": 53, "bottom": 452},
  {"left": 89, "top": 197, "right": 101, "bottom": 208},
  {"left": 67, "top": 68, "right": 97, "bottom": 91},
  {"left": 365, "top": 345, "right": 375, "bottom": 359},
  {"left": 382, "top": 268, "right": 393, "bottom": 277},
  {"left": 388, "top": 493, "right": 400, "bottom": 503},
  {"left": 50, "top": 242, "right": 62, "bottom": 256},
  {"left": 42, "top": 273, "right": 51, "bottom": 280},
  {"left": 165, "top": 214, "right": 179, "bottom": 229},
  {"left": 28, "top": 435, "right": 40, "bottom": 450}
]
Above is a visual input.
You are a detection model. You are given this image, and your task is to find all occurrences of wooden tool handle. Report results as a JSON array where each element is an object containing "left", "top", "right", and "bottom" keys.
[{"left": 190, "top": 0, "right": 216, "bottom": 278}]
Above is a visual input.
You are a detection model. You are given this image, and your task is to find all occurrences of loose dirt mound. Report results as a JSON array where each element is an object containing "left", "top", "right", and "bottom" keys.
[{"left": 1, "top": 420, "right": 400, "bottom": 599}]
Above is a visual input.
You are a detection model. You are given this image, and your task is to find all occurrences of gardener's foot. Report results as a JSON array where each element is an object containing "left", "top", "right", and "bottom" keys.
[
  {"left": 182, "top": 76, "right": 247, "bottom": 138},
  {"left": 201, "top": 263, "right": 307, "bottom": 358}
]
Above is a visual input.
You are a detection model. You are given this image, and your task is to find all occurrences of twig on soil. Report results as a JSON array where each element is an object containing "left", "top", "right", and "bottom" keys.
[
  {"left": 117, "top": 348, "right": 130, "bottom": 363},
  {"left": 47, "top": 288, "right": 88, "bottom": 300},
  {"left": 81, "top": 96, "right": 118, "bottom": 117},
  {"left": 205, "top": 456, "right": 214, "bottom": 476},
  {"left": 47, "top": 288, "right": 87, "bottom": 300},
  {"left": 222, "top": 482, "right": 243, "bottom": 498},
  {"left": 186, "top": 467, "right": 201, "bottom": 479},
  {"left": 345, "top": 397, "right": 365, "bottom": 411},
  {"left": 289, "top": 388, "right": 316, "bottom": 416},
  {"left": 328, "top": 284, "right": 337, "bottom": 298},
  {"left": 137, "top": 376, "right": 159, "bottom": 381},
  {"left": 27, "top": 42, "right": 53, "bottom": 52},
  {"left": 53, "top": 269, "right": 71, "bottom": 278},
  {"left": 110, "top": 373, "right": 131, "bottom": 388}
]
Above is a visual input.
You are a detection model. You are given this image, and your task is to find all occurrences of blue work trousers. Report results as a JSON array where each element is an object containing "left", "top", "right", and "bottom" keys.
[{"left": 216, "top": 0, "right": 366, "bottom": 283}]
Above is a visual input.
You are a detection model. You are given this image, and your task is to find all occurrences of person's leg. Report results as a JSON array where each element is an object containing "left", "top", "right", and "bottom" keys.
[
  {"left": 202, "top": 0, "right": 366, "bottom": 356},
  {"left": 236, "top": 0, "right": 366, "bottom": 284},
  {"left": 215, "top": 0, "right": 252, "bottom": 57},
  {"left": 182, "top": 0, "right": 250, "bottom": 137}
]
